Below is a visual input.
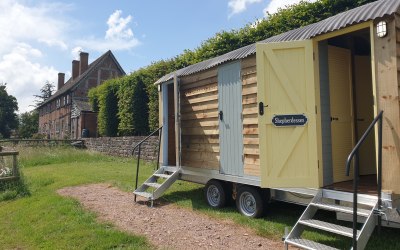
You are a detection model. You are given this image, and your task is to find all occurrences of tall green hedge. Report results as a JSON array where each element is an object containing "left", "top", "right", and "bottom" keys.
[
  {"left": 91, "top": 0, "right": 377, "bottom": 136},
  {"left": 118, "top": 74, "right": 150, "bottom": 136},
  {"left": 89, "top": 80, "right": 120, "bottom": 137}
]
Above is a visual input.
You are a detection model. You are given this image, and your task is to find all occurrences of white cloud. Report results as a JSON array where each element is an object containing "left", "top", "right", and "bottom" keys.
[
  {"left": 0, "top": 44, "right": 58, "bottom": 113},
  {"left": 71, "top": 46, "right": 83, "bottom": 60},
  {"left": 264, "top": 0, "right": 318, "bottom": 16},
  {"left": 228, "top": 0, "right": 262, "bottom": 17},
  {"left": 0, "top": 0, "right": 69, "bottom": 53},
  {"left": 0, "top": 0, "right": 74, "bottom": 112},
  {"left": 77, "top": 10, "right": 140, "bottom": 52}
]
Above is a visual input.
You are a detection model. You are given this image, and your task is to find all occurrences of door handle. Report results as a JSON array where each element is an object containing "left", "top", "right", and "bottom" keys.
[
  {"left": 219, "top": 111, "right": 223, "bottom": 121},
  {"left": 259, "top": 102, "right": 267, "bottom": 116},
  {"left": 331, "top": 117, "right": 339, "bottom": 121}
]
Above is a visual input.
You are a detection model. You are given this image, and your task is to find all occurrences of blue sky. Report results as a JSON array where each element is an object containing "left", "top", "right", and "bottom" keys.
[{"left": 0, "top": 0, "right": 314, "bottom": 112}]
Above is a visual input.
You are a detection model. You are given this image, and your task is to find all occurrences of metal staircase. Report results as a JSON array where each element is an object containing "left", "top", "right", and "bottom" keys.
[
  {"left": 284, "top": 189, "right": 378, "bottom": 250},
  {"left": 133, "top": 166, "right": 180, "bottom": 205},
  {"left": 131, "top": 126, "right": 180, "bottom": 205}
]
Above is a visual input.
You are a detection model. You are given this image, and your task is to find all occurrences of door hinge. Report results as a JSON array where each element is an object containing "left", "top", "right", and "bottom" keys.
[{"left": 315, "top": 105, "right": 318, "bottom": 114}]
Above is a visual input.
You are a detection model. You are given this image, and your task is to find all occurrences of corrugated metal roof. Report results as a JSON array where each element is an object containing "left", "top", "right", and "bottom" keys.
[{"left": 155, "top": 0, "right": 400, "bottom": 85}]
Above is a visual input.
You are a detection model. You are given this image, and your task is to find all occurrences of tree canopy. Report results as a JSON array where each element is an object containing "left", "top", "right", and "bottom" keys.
[
  {"left": 18, "top": 110, "right": 39, "bottom": 139},
  {"left": 33, "top": 81, "right": 55, "bottom": 107},
  {"left": 0, "top": 83, "right": 19, "bottom": 138}
]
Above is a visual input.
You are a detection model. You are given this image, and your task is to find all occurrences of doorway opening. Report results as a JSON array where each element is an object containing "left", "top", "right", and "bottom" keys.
[
  {"left": 161, "top": 83, "right": 176, "bottom": 166},
  {"left": 319, "top": 28, "right": 377, "bottom": 193}
]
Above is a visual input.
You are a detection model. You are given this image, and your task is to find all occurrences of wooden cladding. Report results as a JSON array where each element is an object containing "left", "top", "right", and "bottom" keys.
[
  {"left": 180, "top": 68, "right": 220, "bottom": 170},
  {"left": 241, "top": 55, "right": 260, "bottom": 177},
  {"left": 179, "top": 55, "right": 260, "bottom": 177}
]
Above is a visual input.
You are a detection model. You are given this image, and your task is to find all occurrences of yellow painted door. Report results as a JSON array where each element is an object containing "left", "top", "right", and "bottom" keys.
[
  {"left": 328, "top": 46, "right": 354, "bottom": 182},
  {"left": 256, "top": 40, "right": 319, "bottom": 188}
]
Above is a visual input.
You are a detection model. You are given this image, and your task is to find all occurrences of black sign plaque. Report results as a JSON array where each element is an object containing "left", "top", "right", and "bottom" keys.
[{"left": 272, "top": 114, "right": 308, "bottom": 127}]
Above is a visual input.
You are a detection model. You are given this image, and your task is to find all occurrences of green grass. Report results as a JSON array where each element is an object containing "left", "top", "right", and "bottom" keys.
[
  {"left": 0, "top": 146, "right": 399, "bottom": 249},
  {"left": 0, "top": 147, "right": 151, "bottom": 249}
]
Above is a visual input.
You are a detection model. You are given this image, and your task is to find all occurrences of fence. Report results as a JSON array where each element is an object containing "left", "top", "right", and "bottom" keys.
[
  {"left": 0, "top": 146, "right": 19, "bottom": 181},
  {"left": 0, "top": 139, "right": 83, "bottom": 147}
]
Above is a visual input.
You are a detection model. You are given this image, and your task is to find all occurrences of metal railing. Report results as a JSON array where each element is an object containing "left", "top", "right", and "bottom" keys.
[
  {"left": 345, "top": 110, "right": 383, "bottom": 250},
  {"left": 132, "top": 126, "right": 163, "bottom": 202}
]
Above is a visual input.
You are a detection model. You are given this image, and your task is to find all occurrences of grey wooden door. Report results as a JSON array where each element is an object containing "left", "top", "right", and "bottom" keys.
[{"left": 218, "top": 61, "right": 243, "bottom": 176}]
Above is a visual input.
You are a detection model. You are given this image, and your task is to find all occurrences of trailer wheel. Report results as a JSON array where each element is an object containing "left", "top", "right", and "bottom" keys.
[
  {"left": 205, "top": 180, "right": 227, "bottom": 208},
  {"left": 236, "top": 186, "right": 264, "bottom": 218}
]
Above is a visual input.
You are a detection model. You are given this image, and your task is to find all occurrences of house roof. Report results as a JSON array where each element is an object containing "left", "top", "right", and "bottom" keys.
[
  {"left": 73, "top": 98, "right": 93, "bottom": 112},
  {"left": 39, "top": 50, "right": 125, "bottom": 107},
  {"left": 155, "top": 0, "right": 400, "bottom": 85}
]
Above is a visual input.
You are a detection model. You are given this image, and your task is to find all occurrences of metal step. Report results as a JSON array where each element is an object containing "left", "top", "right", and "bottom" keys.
[
  {"left": 132, "top": 191, "right": 152, "bottom": 199},
  {"left": 285, "top": 237, "right": 339, "bottom": 250},
  {"left": 154, "top": 173, "right": 171, "bottom": 179},
  {"left": 299, "top": 219, "right": 359, "bottom": 238},
  {"left": 134, "top": 166, "right": 180, "bottom": 201},
  {"left": 144, "top": 182, "right": 162, "bottom": 188},
  {"left": 311, "top": 200, "right": 370, "bottom": 217},
  {"left": 163, "top": 166, "right": 179, "bottom": 173},
  {"left": 322, "top": 189, "right": 377, "bottom": 207}
]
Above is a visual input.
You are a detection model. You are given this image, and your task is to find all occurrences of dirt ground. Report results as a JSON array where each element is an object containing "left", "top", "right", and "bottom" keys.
[{"left": 57, "top": 184, "right": 284, "bottom": 250}]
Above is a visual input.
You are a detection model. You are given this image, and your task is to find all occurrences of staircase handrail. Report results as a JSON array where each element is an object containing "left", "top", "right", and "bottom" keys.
[
  {"left": 345, "top": 110, "right": 383, "bottom": 249},
  {"left": 131, "top": 126, "right": 163, "bottom": 154},
  {"left": 132, "top": 126, "right": 163, "bottom": 202}
]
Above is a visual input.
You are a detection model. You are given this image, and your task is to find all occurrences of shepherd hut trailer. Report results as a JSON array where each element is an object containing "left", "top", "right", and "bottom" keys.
[{"left": 133, "top": 0, "right": 400, "bottom": 248}]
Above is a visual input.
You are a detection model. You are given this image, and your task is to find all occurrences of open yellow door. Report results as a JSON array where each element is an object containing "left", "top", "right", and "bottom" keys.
[{"left": 256, "top": 40, "right": 319, "bottom": 188}]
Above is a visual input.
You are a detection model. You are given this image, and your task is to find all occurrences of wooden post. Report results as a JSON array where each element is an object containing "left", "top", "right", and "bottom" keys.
[
  {"left": 12, "top": 154, "right": 18, "bottom": 177},
  {"left": 373, "top": 17, "right": 400, "bottom": 194},
  {"left": 174, "top": 74, "right": 181, "bottom": 167}
]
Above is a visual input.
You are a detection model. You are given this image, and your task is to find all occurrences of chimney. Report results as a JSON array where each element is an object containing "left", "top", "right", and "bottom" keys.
[
  {"left": 72, "top": 60, "right": 79, "bottom": 80},
  {"left": 58, "top": 73, "right": 65, "bottom": 90},
  {"left": 79, "top": 52, "right": 89, "bottom": 75}
]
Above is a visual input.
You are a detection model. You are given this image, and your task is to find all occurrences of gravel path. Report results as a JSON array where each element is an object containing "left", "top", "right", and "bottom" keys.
[{"left": 57, "top": 184, "right": 284, "bottom": 250}]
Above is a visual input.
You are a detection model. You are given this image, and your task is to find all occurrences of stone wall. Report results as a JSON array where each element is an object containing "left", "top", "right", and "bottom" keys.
[{"left": 83, "top": 136, "right": 160, "bottom": 161}]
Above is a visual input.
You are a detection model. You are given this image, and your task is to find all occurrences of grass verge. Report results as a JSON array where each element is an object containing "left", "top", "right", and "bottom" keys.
[{"left": 0, "top": 147, "right": 151, "bottom": 249}]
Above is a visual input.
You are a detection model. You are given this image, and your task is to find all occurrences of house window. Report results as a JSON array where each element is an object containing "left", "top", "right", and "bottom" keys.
[{"left": 66, "top": 95, "right": 70, "bottom": 104}]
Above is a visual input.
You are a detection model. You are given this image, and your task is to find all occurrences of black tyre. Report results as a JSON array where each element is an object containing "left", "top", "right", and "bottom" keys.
[
  {"left": 204, "top": 180, "right": 227, "bottom": 208},
  {"left": 236, "top": 186, "right": 264, "bottom": 218}
]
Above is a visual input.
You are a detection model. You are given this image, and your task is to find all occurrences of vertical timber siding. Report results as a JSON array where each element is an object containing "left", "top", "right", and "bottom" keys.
[
  {"left": 241, "top": 55, "right": 260, "bottom": 177},
  {"left": 374, "top": 16, "right": 400, "bottom": 194}
]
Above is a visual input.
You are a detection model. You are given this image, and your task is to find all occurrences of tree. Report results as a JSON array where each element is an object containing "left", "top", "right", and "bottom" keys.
[
  {"left": 33, "top": 81, "right": 55, "bottom": 107},
  {"left": 0, "top": 83, "right": 19, "bottom": 138},
  {"left": 18, "top": 110, "right": 39, "bottom": 138}
]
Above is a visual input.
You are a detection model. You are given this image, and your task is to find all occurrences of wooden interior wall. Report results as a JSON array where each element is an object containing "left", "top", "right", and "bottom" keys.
[
  {"left": 180, "top": 68, "right": 220, "bottom": 169},
  {"left": 373, "top": 16, "right": 400, "bottom": 194},
  {"left": 241, "top": 55, "right": 260, "bottom": 176},
  {"left": 168, "top": 84, "right": 176, "bottom": 166}
]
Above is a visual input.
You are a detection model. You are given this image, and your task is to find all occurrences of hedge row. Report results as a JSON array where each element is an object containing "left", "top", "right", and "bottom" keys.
[{"left": 91, "top": 0, "right": 377, "bottom": 136}]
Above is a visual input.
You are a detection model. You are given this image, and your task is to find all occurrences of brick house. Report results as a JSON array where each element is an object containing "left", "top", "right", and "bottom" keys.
[{"left": 38, "top": 50, "right": 125, "bottom": 139}]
